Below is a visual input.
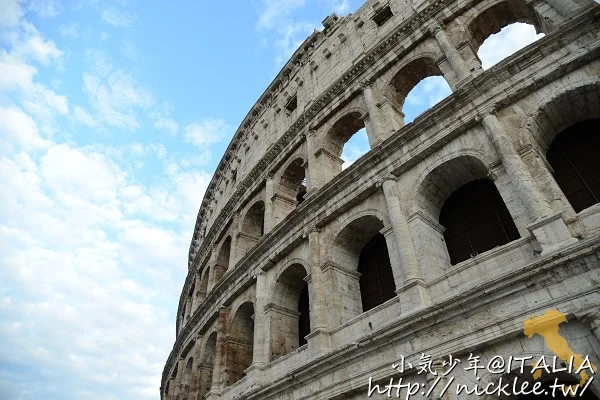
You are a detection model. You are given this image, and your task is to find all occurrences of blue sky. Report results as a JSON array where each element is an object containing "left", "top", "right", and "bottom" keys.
[{"left": 0, "top": 0, "right": 542, "bottom": 399}]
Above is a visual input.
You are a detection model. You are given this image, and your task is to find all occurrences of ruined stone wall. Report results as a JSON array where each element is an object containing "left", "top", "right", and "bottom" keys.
[{"left": 162, "top": 0, "right": 600, "bottom": 398}]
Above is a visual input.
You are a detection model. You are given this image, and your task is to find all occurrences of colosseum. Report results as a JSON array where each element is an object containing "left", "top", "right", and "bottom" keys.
[{"left": 161, "top": 0, "right": 600, "bottom": 398}]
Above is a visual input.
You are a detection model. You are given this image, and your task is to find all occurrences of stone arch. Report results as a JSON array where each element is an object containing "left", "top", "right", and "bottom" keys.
[
  {"left": 271, "top": 156, "right": 308, "bottom": 229},
  {"left": 279, "top": 156, "right": 307, "bottom": 205},
  {"left": 183, "top": 356, "right": 193, "bottom": 389},
  {"left": 197, "top": 266, "right": 209, "bottom": 303},
  {"left": 523, "top": 81, "right": 600, "bottom": 154},
  {"left": 465, "top": 0, "right": 544, "bottom": 65},
  {"left": 224, "top": 301, "right": 254, "bottom": 387},
  {"left": 242, "top": 200, "right": 266, "bottom": 238},
  {"left": 268, "top": 262, "right": 310, "bottom": 360},
  {"left": 385, "top": 54, "right": 452, "bottom": 120},
  {"left": 414, "top": 154, "right": 520, "bottom": 265},
  {"left": 326, "top": 211, "right": 397, "bottom": 324},
  {"left": 214, "top": 235, "right": 232, "bottom": 284},
  {"left": 323, "top": 110, "right": 367, "bottom": 158},
  {"left": 197, "top": 331, "right": 217, "bottom": 399},
  {"left": 237, "top": 200, "right": 266, "bottom": 258},
  {"left": 523, "top": 80, "right": 600, "bottom": 218},
  {"left": 414, "top": 154, "right": 492, "bottom": 219}
]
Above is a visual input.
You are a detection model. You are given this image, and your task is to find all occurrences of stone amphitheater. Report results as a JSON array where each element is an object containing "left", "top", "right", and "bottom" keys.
[{"left": 161, "top": 0, "right": 600, "bottom": 398}]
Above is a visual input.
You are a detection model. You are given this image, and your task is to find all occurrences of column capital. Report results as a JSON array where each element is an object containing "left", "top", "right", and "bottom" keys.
[
  {"left": 476, "top": 105, "right": 499, "bottom": 122},
  {"left": 428, "top": 20, "right": 443, "bottom": 35},
  {"left": 380, "top": 174, "right": 398, "bottom": 185},
  {"left": 360, "top": 79, "right": 374, "bottom": 91}
]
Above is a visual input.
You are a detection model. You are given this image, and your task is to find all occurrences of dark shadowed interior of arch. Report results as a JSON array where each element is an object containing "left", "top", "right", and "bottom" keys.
[
  {"left": 298, "top": 284, "right": 310, "bottom": 347},
  {"left": 215, "top": 236, "right": 231, "bottom": 283},
  {"left": 358, "top": 233, "right": 396, "bottom": 312},
  {"left": 281, "top": 158, "right": 307, "bottom": 206},
  {"left": 225, "top": 302, "right": 254, "bottom": 386},
  {"left": 469, "top": 0, "right": 544, "bottom": 69},
  {"left": 337, "top": 215, "right": 395, "bottom": 313},
  {"left": 440, "top": 179, "right": 520, "bottom": 265},
  {"left": 547, "top": 119, "right": 600, "bottom": 213},
  {"left": 389, "top": 57, "right": 451, "bottom": 123},
  {"left": 242, "top": 201, "right": 265, "bottom": 238},
  {"left": 198, "top": 332, "right": 217, "bottom": 398}
]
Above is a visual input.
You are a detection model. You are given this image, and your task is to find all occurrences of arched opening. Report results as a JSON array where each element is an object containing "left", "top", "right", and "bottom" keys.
[
  {"left": 331, "top": 214, "right": 396, "bottom": 323},
  {"left": 320, "top": 111, "right": 369, "bottom": 179},
  {"left": 358, "top": 232, "right": 396, "bottom": 312},
  {"left": 403, "top": 77, "right": 452, "bottom": 123},
  {"left": 215, "top": 236, "right": 231, "bottom": 283},
  {"left": 547, "top": 119, "right": 600, "bottom": 213},
  {"left": 242, "top": 201, "right": 265, "bottom": 238},
  {"left": 440, "top": 179, "right": 521, "bottom": 265},
  {"left": 198, "top": 332, "right": 217, "bottom": 399},
  {"left": 298, "top": 284, "right": 310, "bottom": 347},
  {"left": 198, "top": 266, "right": 209, "bottom": 300},
  {"left": 388, "top": 57, "right": 452, "bottom": 123},
  {"left": 468, "top": 0, "right": 544, "bottom": 69},
  {"left": 341, "top": 128, "right": 370, "bottom": 169},
  {"left": 269, "top": 263, "right": 310, "bottom": 361},
  {"left": 238, "top": 201, "right": 266, "bottom": 257},
  {"left": 272, "top": 158, "right": 307, "bottom": 228},
  {"left": 280, "top": 158, "right": 307, "bottom": 206},
  {"left": 224, "top": 302, "right": 254, "bottom": 386}
]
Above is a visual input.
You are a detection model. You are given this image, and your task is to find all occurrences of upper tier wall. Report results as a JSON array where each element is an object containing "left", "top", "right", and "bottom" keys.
[{"left": 189, "top": 0, "right": 445, "bottom": 266}]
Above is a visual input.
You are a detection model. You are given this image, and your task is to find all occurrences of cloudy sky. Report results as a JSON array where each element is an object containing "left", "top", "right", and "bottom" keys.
[{"left": 0, "top": 0, "right": 543, "bottom": 399}]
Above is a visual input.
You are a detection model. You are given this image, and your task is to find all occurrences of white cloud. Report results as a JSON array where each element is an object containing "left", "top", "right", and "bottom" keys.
[
  {"left": 341, "top": 128, "right": 369, "bottom": 169},
  {"left": 0, "top": 7, "right": 224, "bottom": 400},
  {"left": 257, "top": 0, "right": 305, "bottom": 30},
  {"left": 0, "top": 106, "right": 50, "bottom": 151},
  {"left": 83, "top": 65, "right": 155, "bottom": 131},
  {"left": 73, "top": 105, "right": 97, "bottom": 128},
  {"left": 101, "top": 6, "right": 138, "bottom": 28},
  {"left": 184, "top": 118, "right": 230, "bottom": 148},
  {"left": 57, "top": 22, "right": 79, "bottom": 38},
  {"left": 27, "top": 0, "right": 61, "bottom": 18},
  {"left": 478, "top": 23, "right": 544, "bottom": 69},
  {"left": 404, "top": 76, "right": 452, "bottom": 122},
  {"left": 0, "top": 0, "right": 22, "bottom": 27},
  {"left": 13, "top": 22, "right": 63, "bottom": 65}
]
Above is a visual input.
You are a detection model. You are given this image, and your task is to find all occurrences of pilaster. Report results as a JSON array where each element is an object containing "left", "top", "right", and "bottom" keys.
[{"left": 479, "top": 110, "right": 577, "bottom": 255}]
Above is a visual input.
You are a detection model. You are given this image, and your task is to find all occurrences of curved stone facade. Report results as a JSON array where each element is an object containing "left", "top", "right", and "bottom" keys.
[{"left": 162, "top": 0, "right": 600, "bottom": 398}]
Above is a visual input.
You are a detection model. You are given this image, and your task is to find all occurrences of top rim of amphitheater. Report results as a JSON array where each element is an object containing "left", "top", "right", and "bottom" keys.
[{"left": 188, "top": 6, "right": 364, "bottom": 266}]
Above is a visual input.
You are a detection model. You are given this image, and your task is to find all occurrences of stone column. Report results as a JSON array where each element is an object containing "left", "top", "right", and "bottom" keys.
[
  {"left": 544, "top": 0, "right": 580, "bottom": 18},
  {"left": 184, "top": 298, "right": 192, "bottom": 323},
  {"left": 479, "top": 110, "right": 577, "bottom": 255},
  {"left": 230, "top": 212, "right": 241, "bottom": 266},
  {"left": 211, "top": 307, "right": 230, "bottom": 394},
  {"left": 189, "top": 275, "right": 199, "bottom": 312},
  {"left": 305, "top": 227, "right": 332, "bottom": 355},
  {"left": 430, "top": 22, "right": 471, "bottom": 85},
  {"left": 381, "top": 177, "right": 430, "bottom": 311},
  {"left": 361, "top": 82, "right": 386, "bottom": 146},
  {"left": 305, "top": 129, "right": 320, "bottom": 193},
  {"left": 206, "top": 246, "right": 218, "bottom": 293},
  {"left": 264, "top": 175, "right": 275, "bottom": 234},
  {"left": 252, "top": 271, "right": 269, "bottom": 367},
  {"left": 362, "top": 81, "right": 403, "bottom": 144}
]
